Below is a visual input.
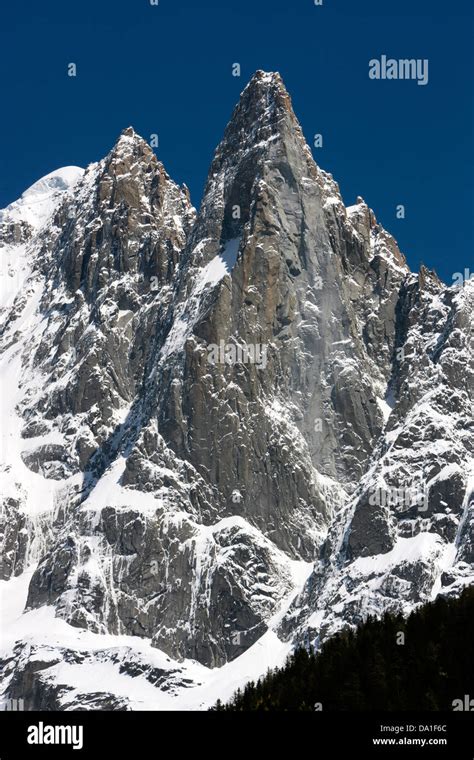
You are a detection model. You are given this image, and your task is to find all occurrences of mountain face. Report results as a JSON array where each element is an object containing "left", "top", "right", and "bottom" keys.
[{"left": 1, "top": 71, "right": 473, "bottom": 710}]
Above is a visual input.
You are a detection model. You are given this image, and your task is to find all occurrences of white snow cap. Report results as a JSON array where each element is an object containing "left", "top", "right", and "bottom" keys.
[{"left": 0, "top": 166, "right": 84, "bottom": 230}]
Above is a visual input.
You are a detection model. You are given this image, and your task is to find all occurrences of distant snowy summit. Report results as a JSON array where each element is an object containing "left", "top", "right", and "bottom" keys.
[{"left": 0, "top": 166, "right": 83, "bottom": 231}]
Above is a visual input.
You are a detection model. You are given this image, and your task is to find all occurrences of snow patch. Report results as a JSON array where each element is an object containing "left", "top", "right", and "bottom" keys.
[{"left": 0, "top": 167, "right": 84, "bottom": 230}]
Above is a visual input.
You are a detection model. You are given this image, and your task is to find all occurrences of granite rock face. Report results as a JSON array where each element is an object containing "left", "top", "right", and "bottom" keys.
[{"left": 1, "top": 71, "right": 472, "bottom": 708}]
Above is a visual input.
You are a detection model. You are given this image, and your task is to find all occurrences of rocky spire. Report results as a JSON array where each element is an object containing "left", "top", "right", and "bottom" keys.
[
  {"left": 54, "top": 126, "right": 196, "bottom": 296},
  {"left": 186, "top": 70, "right": 324, "bottom": 278},
  {"left": 211, "top": 70, "right": 299, "bottom": 168}
]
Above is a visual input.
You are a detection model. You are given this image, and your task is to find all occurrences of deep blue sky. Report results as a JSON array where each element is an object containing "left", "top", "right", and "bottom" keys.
[{"left": 1, "top": 0, "right": 472, "bottom": 283}]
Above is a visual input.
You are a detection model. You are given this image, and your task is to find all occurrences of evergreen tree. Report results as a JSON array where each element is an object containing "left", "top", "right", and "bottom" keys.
[{"left": 212, "top": 587, "right": 474, "bottom": 711}]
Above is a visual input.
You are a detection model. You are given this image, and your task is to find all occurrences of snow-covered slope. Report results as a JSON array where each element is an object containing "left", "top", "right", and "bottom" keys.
[
  {"left": 0, "top": 167, "right": 83, "bottom": 311},
  {"left": 0, "top": 72, "right": 472, "bottom": 710},
  {"left": 0, "top": 167, "right": 84, "bottom": 231}
]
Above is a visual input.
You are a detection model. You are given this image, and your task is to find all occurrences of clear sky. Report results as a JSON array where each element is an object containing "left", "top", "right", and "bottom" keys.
[{"left": 1, "top": 0, "right": 472, "bottom": 283}]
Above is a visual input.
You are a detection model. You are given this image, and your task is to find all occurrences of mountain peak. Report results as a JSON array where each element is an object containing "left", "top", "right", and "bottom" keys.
[
  {"left": 207, "top": 69, "right": 302, "bottom": 182},
  {"left": 109, "top": 126, "right": 153, "bottom": 158},
  {"left": 0, "top": 166, "right": 83, "bottom": 231},
  {"left": 101, "top": 127, "right": 170, "bottom": 186},
  {"left": 245, "top": 69, "right": 285, "bottom": 91},
  {"left": 235, "top": 69, "right": 294, "bottom": 122}
]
